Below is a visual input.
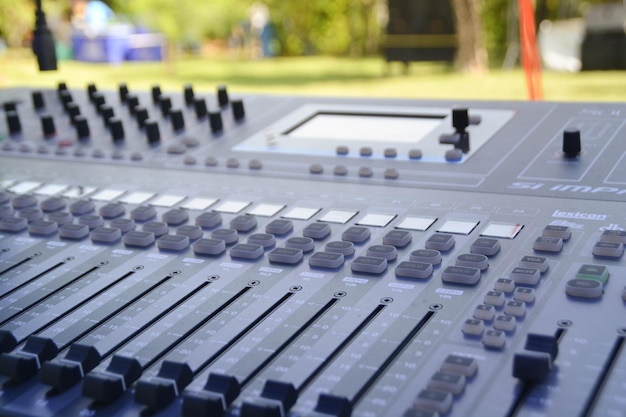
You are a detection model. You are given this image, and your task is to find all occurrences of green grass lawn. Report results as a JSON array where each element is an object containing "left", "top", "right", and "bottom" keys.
[{"left": 1, "top": 50, "right": 624, "bottom": 102}]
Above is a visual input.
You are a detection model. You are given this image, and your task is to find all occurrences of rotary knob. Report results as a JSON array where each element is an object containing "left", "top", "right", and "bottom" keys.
[
  {"left": 145, "top": 120, "right": 161, "bottom": 145},
  {"left": 562, "top": 128, "right": 581, "bottom": 158},
  {"left": 231, "top": 100, "right": 245, "bottom": 121},
  {"left": 41, "top": 115, "right": 56, "bottom": 137},
  {"left": 209, "top": 112, "right": 223, "bottom": 133},
  {"left": 217, "top": 85, "right": 229, "bottom": 107},
  {"left": 6, "top": 111, "right": 22, "bottom": 135},
  {"left": 184, "top": 84, "right": 195, "bottom": 106}
]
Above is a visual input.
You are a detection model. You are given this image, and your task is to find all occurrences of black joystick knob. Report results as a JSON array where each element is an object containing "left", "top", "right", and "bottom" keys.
[
  {"left": 194, "top": 98, "right": 208, "bottom": 119},
  {"left": 452, "top": 107, "right": 469, "bottom": 132},
  {"left": 231, "top": 100, "right": 245, "bottom": 121},
  {"left": 41, "top": 115, "right": 56, "bottom": 137},
  {"left": 6, "top": 111, "right": 22, "bottom": 135},
  {"left": 75, "top": 116, "right": 90, "bottom": 140},
  {"left": 32, "top": 91, "right": 45, "bottom": 110},
  {"left": 209, "top": 112, "right": 223, "bottom": 133},
  {"left": 217, "top": 85, "right": 229, "bottom": 107},
  {"left": 135, "top": 107, "right": 149, "bottom": 129},
  {"left": 145, "top": 120, "right": 161, "bottom": 145},
  {"left": 562, "top": 127, "right": 581, "bottom": 158},
  {"left": 119, "top": 83, "right": 129, "bottom": 103},
  {"left": 184, "top": 84, "right": 195, "bottom": 106},
  {"left": 170, "top": 109, "right": 185, "bottom": 132},
  {"left": 109, "top": 118, "right": 125, "bottom": 143},
  {"left": 151, "top": 85, "right": 162, "bottom": 104}
]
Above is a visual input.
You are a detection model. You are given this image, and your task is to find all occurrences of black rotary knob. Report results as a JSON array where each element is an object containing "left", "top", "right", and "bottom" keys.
[
  {"left": 92, "top": 92, "right": 106, "bottom": 113},
  {"left": 109, "top": 118, "right": 125, "bottom": 143},
  {"left": 75, "top": 116, "right": 90, "bottom": 141},
  {"left": 231, "top": 99, "right": 245, "bottom": 121},
  {"left": 59, "top": 90, "right": 73, "bottom": 109},
  {"left": 41, "top": 115, "right": 56, "bottom": 137},
  {"left": 101, "top": 105, "right": 115, "bottom": 126},
  {"left": 32, "top": 91, "right": 45, "bottom": 110},
  {"left": 217, "top": 85, "right": 229, "bottom": 107},
  {"left": 159, "top": 96, "right": 172, "bottom": 117},
  {"left": 562, "top": 128, "right": 581, "bottom": 157},
  {"left": 6, "top": 111, "right": 22, "bottom": 135},
  {"left": 209, "top": 111, "right": 223, "bottom": 133},
  {"left": 66, "top": 103, "right": 81, "bottom": 124},
  {"left": 170, "top": 109, "right": 185, "bottom": 132},
  {"left": 194, "top": 98, "right": 208, "bottom": 119},
  {"left": 119, "top": 83, "right": 129, "bottom": 103},
  {"left": 151, "top": 85, "right": 162, "bottom": 104},
  {"left": 145, "top": 120, "right": 161, "bottom": 145},
  {"left": 87, "top": 83, "right": 98, "bottom": 101},
  {"left": 135, "top": 107, "right": 149, "bottom": 128},
  {"left": 184, "top": 84, "right": 195, "bottom": 106}
]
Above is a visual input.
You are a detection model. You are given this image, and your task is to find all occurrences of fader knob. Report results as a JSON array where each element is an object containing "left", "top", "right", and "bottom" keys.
[
  {"left": 151, "top": 85, "right": 162, "bottom": 104},
  {"left": 209, "top": 112, "right": 223, "bottom": 133},
  {"left": 135, "top": 107, "right": 149, "bottom": 129},
  {"left": 170, "top": 109, "right": 185, "bottom": 131},
  {"left": 101, "top": 105, "right": 115, "bottom": 126},
  {"left": 145, "top": 120, "right": 161, "bottom": 145},
  {"left": 184, "top": 84, "right": 195, "bottom": 106},
  {"left": 452, "top": 107, "right": 469, "bottom": 132},
  {"left": 6, "top": 111, "right": 21, "bottom": 135},
  {"left": 118, "top": 83, "right": 129, "bottom": 103},
  {"left": 59, "top": 90, "right": 73, "bottom": 109},
  {"left": 32, "top": 91, "right": 45, "bottom": 110},
  {"left": 217, "top": 85, "right": 229, "bottom": 107},
  {"left": 127, "top": 95, "right": 140, "bottom": 114},
  {"left": 159, "top": 96, "right": 172, "bottom": 116},
  {"left": 57, "top": 82, "right": 68, "bottom": 95},
  {"left": 41, "top": 115, "right": 56, "bottom": 137},
  {"left": 66, "top": 103, "right": 81, "bottom": 124},
  {"left": 562, "top": 127, "right": 581, "bottom": 157},
  {"left": 92, "top": 93, "right": 106, "bottom": 113},
  {"left": 231, "top": 99, "right": 245, "bottom": 121},
  {"left": 87, "top": 83, "right": 97, "bottom": 101},
  {"left": 75, "top": 116, "right": 90, "bottom": 140},
  {"left": 3, "top": 102, "right": 16, "bottom": 112},
  {"left": 109, "top": 118, "right": 125, "bottom": 143}
]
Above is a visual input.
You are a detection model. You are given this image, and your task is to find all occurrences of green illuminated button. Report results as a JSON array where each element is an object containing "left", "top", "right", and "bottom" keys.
[{"left": 576, "top": 264, "right": 609, "bottom": 284}]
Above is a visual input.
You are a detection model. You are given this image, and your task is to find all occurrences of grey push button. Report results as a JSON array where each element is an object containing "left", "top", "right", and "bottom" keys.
[
  {"left": 90, "top": 227, "right": 122, "bottom": 243},
  {"left": 341, "top": 226, "right": 370, "bottom": 243},
  {"left": 428, "top": 371, "right": 466, "bottom": 395},
  {"left": 18, "top": 208, "right": 43, "bottom": 222},
  {"left": 157, "top": 234, "right": 190, "bottom": 251},
  {"left": 110, "top": 218, "right": 136, "bottom": 233},
  {"left": 519, "top": 255, "right": 549, "bottom": 273},
  {"left": 230, "top": 243, "right": 264, "bottom": 259},
  {"left": 493, "top": 314, "right": 516, "bottom": 332},
  {"left": 12, "top": 194, "right": 38, "bottom": 209},
  {"left": 59, "top": 223, "right": 90, "bottom": 239},
  {"left": 130, "top": 205, "right": 156, "bottom": 222},
  {"left": 268, "top": 248, "right": 303, "bottom": 265},
  {"left": 123, "top": 231, "right": 155, "bottom": 247},
  {"left": 600, "top": 229, "right": 626, "bottom": 244},
  {"left": 366, "top": 245, "right": 397, "bottom": 261},
  {"left": 473, "top": 304, "right": 495, "bottom": 321},
  {"left": 470, "top": 237, "right": 500, "bottom": 256},
  {"left": 325, "top": 241, "right": 355, "bottom": 256},
  {"left": 425, "top": 233, "right": 455, "bottom": 251},
  {"left": 533, "top": 236, "right": 563, "bottom": 252},
  {"left": 70, "top": 199, "right": 95, "bottom": 215},
  {"left": 351, "top": 256, "right": 387, "bottom": 274},
  {"left": 414, "top": 389, "right": 453, "bottom": 414},
  {"left": 483, "top": 329, "right": 506, "bottom": 349},
  {"left": 143, "top": 221, "right": 169, "bottom": 237},
  {"left": 99, "top": 202, "right": 125, "bottom": 219},
  {"left": 193, "top": 238, "right": 226, "bottom": 256},
  {"left": 442, "top": 266, "right": 481, "bottom": 285},
  {"left": 247, "top": 233, "right": 276, "bottom": 248},
  {"left": 162, "top": 208, "right": 189, "bottom": 226},
  {"left": 309, "top": 252, "right": 344, "bottom": 269},
  {"left": 514, "top": 287, "right": 536, "bottom": 303},
  {"left": 48, "top": 211, "right": 73, "bottom": 225},
  {"left": 395, "top": 261, "right": 433, "bottom": 279},
  {"left": 484, "top": 290, "right": 505, "bottom": 307},
  {"left": 285, "top": 237, "right": 315, "bottom": 252},
  {"left": 28, "top": 220, "right": 58, "bottom": 235},
  {"left": 456, "top": 253, "right": 488, "bottom": 270},
  {"left": 79, "top": 214, "right": 104, "bottom": 229},
  {"left": 543, "top": 225, "right": 571, "bottom": 240},
  {"left": 230, "top": 215, "right": 257, "bottom": 232},
  {"left": 592, "top": 241, "right": 624, "bottom": 258},
  {"left": 302, "top": 223, "right": 331, "bottom": 240},
  {"left": 211, "top": 228, "right": 238, "bottom": 244},
  {"left": 265, "top": 219, "right": 293, "bottom": 235},
  {"left": 40, "top": 196, "right": 66, "bottom": 212},
  {"left": 176, "top": 225, "right": 203, "bottom": 240},
  {"left": 441, "top": 355, "right": 478, "bottom": 377},
  {"left": 382, "top": 230, "right": 412, "bottom": 248},
  {"left": 0, "top": 205, "right": 14, "bottom": 218},
  {"left": 195, "top": 212, "right": 222, "bottom": 228},
  {"left": 504, "top": 300, "right": 526, "bottom": 317},
  {"left": 494, "top": 277, "right": 515, "bottom": 293},
  {"left": 510, "top": 267, "right": 541, "bottom": 285},
  {"left": 566, "top": 278, "right": 603, "bottom": 298},
  {"left": 462, "top": 318, "right": 485, "bottom": 336},
  {"left": 410, "top": 249, "right": 442, "bottom": 265}
]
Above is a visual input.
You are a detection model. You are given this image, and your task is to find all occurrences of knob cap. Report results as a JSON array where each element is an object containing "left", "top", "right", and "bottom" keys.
[
  {"left": 151, "top": 85, "right": 162, "bottom": 104},
  {"left": 75, "top": 116, "right": 90, "bottom": 140},
  {"left": 194, "top": 98, "right": 208, "bottom": 119},
  {"left": 101, "top": 105, "right": 115, "bottom": 126},
  {"left": 3, "top": 102, "right": 16, "bottom": 112},
  {"left": 66, "top": 102, "right": 81, "bottom": 124},
  {"left": 6, "top": 111, "right": 22, "bottom": 135},
  {"left": 118, "top": 83, "right": 129, "bottom": 103},
  {"left": 145, "top": 120, "right": 161, "bottom": 145},
  {"left": 32, "top": 91, "right": 45, "bottom": 110},
  {"left": 217, "top": 85, "right": 229, "bottom": 107},
  {"left": 452, "top": 107, "right": 469, "bottom": 132},
  {"left": 41, "top": 115, "right": 56, "bottom": 137},
  {"left": 184, "top": 84, "right": 195, "bottom": 106},
  {"left": 209, "top": 112, "right": 223, "bottom": 133},
  {"left": 87, "top": 83, "right": 98, "bottom": 101},
  {"left": 562, "top": 128, "right": 581, "bottom": 157},
  {"left": 231, "top": 100, "right": 245, "bottom": 121},
  {"left": 57, "top": 82, "right": 68, "bottom": 95},
  {"left": 92, "top": 92, "right": 106, "bottom": 113},
  {"left": 159, "top": 96, "right": 172, "bottom": 117},
  {"left": 135, "top": 107, "right": 149, "bottom": 129},
  {"left": 126, "top": 95, "right": 140, "bottom": 114},
  {"left": 59, "top": 90, "right": 73, "bottom": 109},
  {"left": 170, "top": 109, "right": 185, "bottom": 132},
  {"left": 109, "top": 118, "right": 125, "bottom": 143}
]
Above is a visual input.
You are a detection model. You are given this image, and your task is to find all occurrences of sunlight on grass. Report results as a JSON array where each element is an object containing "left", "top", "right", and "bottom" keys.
[{"left": 1, "top": 50, "right": 623, "bottom": 102}]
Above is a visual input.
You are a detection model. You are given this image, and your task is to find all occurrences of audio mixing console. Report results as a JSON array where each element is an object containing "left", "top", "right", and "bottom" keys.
[{"left": 0, "top": 82, "right": 625, "bottom": 417}]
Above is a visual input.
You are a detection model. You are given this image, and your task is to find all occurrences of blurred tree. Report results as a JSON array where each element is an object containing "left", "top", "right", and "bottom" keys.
[
  {"left": 0, "top": 0, "right": 34, "bottom": 48},
  {"left": 451, "top": 0, "right": 488, "bottom": 73}
]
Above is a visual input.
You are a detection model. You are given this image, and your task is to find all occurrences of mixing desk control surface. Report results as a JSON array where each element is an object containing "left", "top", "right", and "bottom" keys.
[{"left": 0, "top": 83, "right": 625, "bottom": 417}]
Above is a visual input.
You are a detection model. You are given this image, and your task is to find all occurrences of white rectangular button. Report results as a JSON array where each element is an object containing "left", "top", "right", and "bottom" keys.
[
  {"left": 439, "top": 220, "right": 479, "bottom": 235},
  {"left": 213, "top": 200, "right": 251, "bottom": 213},
  {"left": 181, "top": 197, "right": 218, "bottom": 211},
  {"left": 357, "top": 213, "right": 396, "bottom": 227},
  {"left": 150, "top": 194, "right": 186, "bottom": 207},
  {"left": 248, "top": 203, "right": 285, "bottom": 217},
  {"left": 9, "top": 181, "right": 42, "bottom": 194},
  {"left": 119, "top": 191, "right": 156, "bottom": 205},
  {"left": 319, "top": 210, "right": 357, "bottom": 224},
  {"left": 34, "top": 184, "right": 69, "bottom": 196},
  {"left": 90, "top": 189, "right": 125, "bottom": 201},
  {"left": 395, "top": 216, "right": 437, "bottom": 231},
  {"left": 281, "top": 207, "right": 320, "bottom": 220}
]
